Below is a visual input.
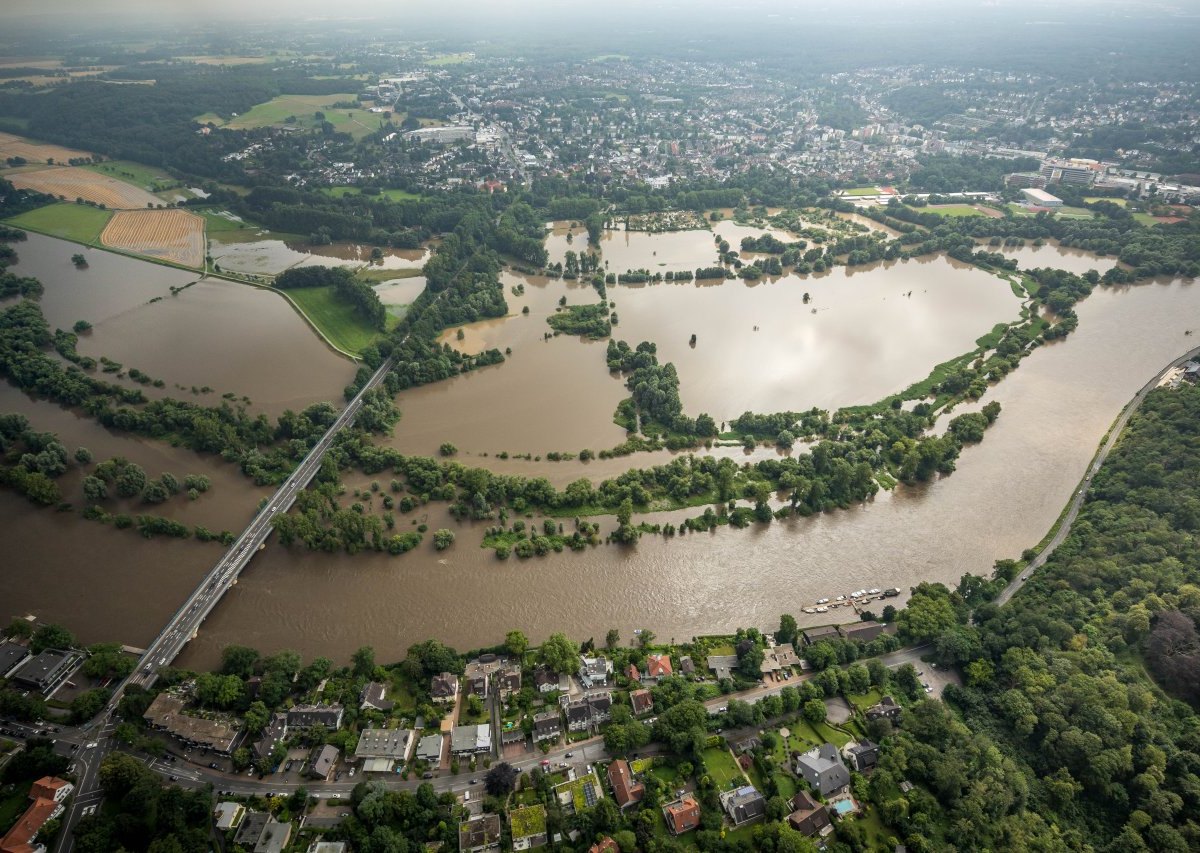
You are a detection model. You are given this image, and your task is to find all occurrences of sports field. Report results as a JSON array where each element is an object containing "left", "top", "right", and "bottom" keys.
[
  {"left": 842, "top": 187, "right": 879, "bottom": 196},
  {"left": 101, "top": 209, "right": 205, "bottom": 268},
  {"left": 9, "top": 166, "right": 161, "bottom": 209},
  {"left": 926, "top": 204, "right": 1002, "bottom": 218}
]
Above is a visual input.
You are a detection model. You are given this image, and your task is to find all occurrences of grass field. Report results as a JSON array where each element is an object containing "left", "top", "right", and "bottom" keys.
[
  {"left": 1132, "top": 212, "right": 1159, "bottom": 226},
  {"left": 319, "top": 186, "right": 421, "bottom": 202},
  {"left": 83, "top": 159, "right": 176, "bottom": 192},
  {"left": 701, "top": 746, "right": 745, "bottom": 791},
  {"left": 926, "top": 204, "right": 995, "bottom": 218},
  {"left": 1084, "top": 196, "right": 1128, "bottom": 207},
  {"left": 204, "top": 93, "right": 396, "bottom": 140},
  {"left": 842, "top": 187, "right": 879, "bottom": 196},
  {"left": 1007, "top": 202, "right": 1094, "bottom": 219},
  {"left": 282, "top": 285, "right": 381, "bottom": 355},
  {"left": 427, "top": 52, "right": 475, "bottom": 65},
  {"left": 5, "top": 202, "right": 112, "bottom": 243}
]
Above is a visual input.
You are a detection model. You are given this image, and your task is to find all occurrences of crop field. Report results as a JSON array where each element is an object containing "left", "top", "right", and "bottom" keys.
[
  {"left": 101, "top": 209, "right": 205, "bottom": 267},
  {"left": 4, "top": 203, "right": 112, "bottom": 243},
  {"left": 0, "top": 131, "right": 95, "bottom": 165},
  {"left": 8, "top": 166, "right": 161, "bottom": 209}
]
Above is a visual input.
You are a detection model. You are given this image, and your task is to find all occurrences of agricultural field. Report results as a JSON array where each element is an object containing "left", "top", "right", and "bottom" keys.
[
  {"left": 200, "top": 93, "right": 396, "bottom": 140},
  {"left": 0, "top": 131, "right": 95, "bottom": 166},
  {"left": 101, "top": 209, "right": 205, "bottom": 268},
  {"left": 8, "top": 166, "right": 161, "bottom": 209},
  {"left": 4, "top": 202, "right": 112, "bottom": 243}
]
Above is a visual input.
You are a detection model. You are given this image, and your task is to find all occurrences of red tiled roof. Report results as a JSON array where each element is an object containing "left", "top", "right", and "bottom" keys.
[
  {"left": 664, "top": 795, "right": 700, "bottom": 834},
  {"left": 646, "top": 654, "right": 672, "bottom": 678},
  {"left": 630, "top": 689, "right": 654, "bottom": 715},
  {"left": 625, "top": 663, "right": 639, "bottom": 681},
  {"left": 589, "top": 838, "right": 620, "bottom": 853},
  {"left": 28, "top": 777, "right": 68, "bottom": 801},
  {"left": 607, "top": 759, "right": 645, "bottom": 808},
  {"left": 1, "top": 796, "right": 58, "bottom": 853}
]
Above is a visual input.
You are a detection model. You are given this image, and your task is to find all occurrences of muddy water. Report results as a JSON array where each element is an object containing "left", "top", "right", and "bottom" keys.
[
  {"left": 374, "top": 277, "right": 426, "bottom": 307},
  {"left": 174, "top": 275, "right": 1200, "bottom": 669},
  {"left": 992, "top": 241, "right": 1118, "bottom": 276}
]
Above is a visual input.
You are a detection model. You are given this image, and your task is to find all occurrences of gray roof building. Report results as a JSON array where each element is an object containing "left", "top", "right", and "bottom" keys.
[
  {"left": 0, "top": 642, "right": 30, "bottom": 678},
  {"left": 720, "top": 785, "right": 766, "bottom": 826},
  {"left": 355, "top": 727, "right": 414, "bottom": 763},
  {"left": 845, "top": 740, "right": 880, "bottom": 772},
  {"left": 533, "top": 710, "right": 561, "bottom": 742},
  {"left": 794, "top": 743, "right": 850, "bottom": 797},
  {"left": 431, "top": 672, "right": 459, "bottom": 703},
  {"left": 308, "top": 744, "right": 340, "bottom": 780},
  {"left": 415, "top": 733, "right": 444, "bottom": 763},
  {"left": 233, "top": 811, "right": 270, "bottom": 847},
  {"left": 707, "top": 654, "right": 738, "bottom": 681},
  {"left": 10, "top": 649, "right": 80, "bottom": 693},
  {"left": 254, "top": 817, "right": 293, "bottom": 853},
  {"left": 287, "top": 704, "right": 343, "bottom": 730},
  {"left": 459, "top": 813, "right": 501, "bottom": 852},
  {"left": 360, "top": 682, "right": 394, "bottom": 712},
  {"left": 451, "top": 724, "right": 491, "bottom": 755}
]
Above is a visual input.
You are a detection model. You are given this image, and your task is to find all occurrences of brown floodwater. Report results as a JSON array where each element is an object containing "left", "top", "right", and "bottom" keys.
[
  {"left": 173, "top": 274, "right": 1200, "bottom": 669},
  {"left": 991, "top": 241, "right": 1118, "bottom": 276}
]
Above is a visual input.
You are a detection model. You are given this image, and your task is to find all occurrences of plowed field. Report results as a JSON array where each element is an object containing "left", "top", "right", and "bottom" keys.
[
  {"left": 0, "top": 132, "right": 95, "bottom": 165},
  {"left": 101, "top": 209, "right": 205, "bottom": 268},
  {"left": 8, "top": 166, "right": 160, "bottom": 209}
]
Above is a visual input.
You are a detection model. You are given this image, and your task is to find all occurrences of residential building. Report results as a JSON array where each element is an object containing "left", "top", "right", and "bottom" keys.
[
  {"left": 533, "top": 711, "right": 562, "bottom": 743},
  {"left": 496, "top": 666, "right": 521, "bottom": 699},
  {"left": 769, "top": 643, "right": 801, "bottom": 669},
  {"left": 663, "top": 795, "right": 701, "bottom": 835},
  {"left": 629, "top": 688, "right": 654, "bottom": 716},
  {"left": 794, "top": 743, "right": 850, "bottom": 797},
  {"left": 451, "top": 724, "right": 492, "bottom": 755},
  {"left": 624, "top": 663, "right": 639, "bottom": 682},
  {"left": 679, "top": 656, "right": 695, "bottom": 676},
  {"left": 307, "top": 744, "right": 340, "bottom": 781},
  {"left": 467, "top": 672, "right": 489, "bottom": 698},
  {"left": 866, "top": 696, "right": 902, "bottom": 723},
  {"left": 787, "top": 791, "right": 832, "bottom": 837},
  {"left": 458, "top": 814, "right": 501, "bottom": 852},
  {"left": 431, "top": 672, "right": 460, "bottom": 704},
  {"left": 9, "top": 649, "right": 80, "bottom": 694},
  {"left": 252, "top": 713, "right": 288, "bottom": 763},
  {"left": 643, "top": 654, "right": 672, "bottom": 682},
  {"left": 844, "top": 740, "right": 880, "bottom": 772},
  {"left": 359, "top": 682, "right": 394, "bottom": 713},
  {"left": 720, "top": 785, "right": 766, "bottom": 826},
  {"left": 578, "top": 655, "right": 612, "bottom": 689},
  {"left": 0, "top": 642, "right": 29, "bottom": 678},
  {"left": 607, "top": 759, "right": 644, "bottom": 809},
  {"left": 802, "top": 626, "right": 842, "bottom": 646},
  {"left": 354, "top": 727, "right": 414, "bottom": 771},
  {"left": 1004, "top": 172, "right": 1047, "bottom": 189},
  {"left": 213, "top": 801, "right": 246, "bottom": 831},
  {"left": 501, "top": 727, "right": 527, "bottom": 747},
  {"left": 143, "top": 691, "right": 243, "bottom": 754},
  {"left": 307, "top": 843, "right": 347, "bottom": 853},
  {"left": 415, "top": 733, "right": 444, "bottom": 764},
  {"left": 509, "top": 804, "right": 548, "bottom": 850},
  {"left": 708, "top": 654, "right": 738, "bottom": 680},
  {"left": 841, "top": 622, "right": 889, "bottom": 643},
  {"left": 566, "top": 702, "right": 591, "bottom": 733},
  {"left": 286, "top": 704, "right": 344, "bottom": 730},
  {"left": 533, "top": 667, "right": 559, "bottom": 693},
  {"left": 234, "top": 812, "right": 270, "bottom": 848},
  {"left": 253, "top": 817, "right": 292, "bottom": 853},
  {"left": 0, "top": 777, "right": 72, "bottom": 853},
  {"left": 589, "top": 838, "right": 620, "bottom": 853}
]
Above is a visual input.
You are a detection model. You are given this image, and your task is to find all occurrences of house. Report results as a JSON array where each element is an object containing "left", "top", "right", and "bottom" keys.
[
  {"left": 787, "top": 790, "right": 832, "bottom": 837},
  {"left": 624, "top": 663, "right": 640, "bottom": 682},
  {"left": 214, "top": 801, "right": 246, "bottom": 831},
  {"left": 430, "top": 672, "right": 459, "bottom": 704},
  {"left": 0, "top": 641, "right": 29, "bottom": 678},
  {"left": 234, "top": 812, "right": 270, "bottom": 848},
  {"left": 307, "top": 843, "right": 347, "bottom": 853},
  {"left": 643, "top": 654, "right": 672, "bottom": 682},
  {"left": 496, "top": 666, "right": 522, "bottom": 699},
  {"left": 794, "top": 743, "right": 850, "bottom": 797},
  {"left": 9, "top": 649, "right": 80, "bottom": 694},
  {"left": 607, "top": 759, "right": 644, "bottom": 809},
  {"left": 866, "top": 696, "right": 902, "bottom": 723},
  {"left": 679, "top": 655, "right": 695, "bottom": 676},
  {"left": 707, "top": 654, "right": 738, "bottom": 681},
  {"left": 720, "top": 785, "right": 766, "bottom": 826},
  {"left": 844, "top": 740, "right": 879, "bottom": 772},
  {"left": 143, "top": 691, "right": 243, "bottom": 754},
  {"left": 252, "top": 713, "right": 288, "bottom": 762},
  {"left": 451, "top": 724, "right": 491, "bottom": 755},
  {"left": 467, "top": 672, "right": 488, "bottom": 699},
  {"left": 254, "top": 817, "right": 293, "bottom": 853},
  {"left": 359, "top": 681, "right": 394, "bottom": 712},
  {"left": 770, "top": 643, "right": 801, "bottom": 668},
  {"left": 578, "top": 655, "right": 612, "bottom": 689},
  {"left": 307, "top": 744, "right": 340, "bottom": 780},
  {"left": 589, "top": 838, "right": 620, "bottom": 853},
  {"left": 501, "top": 727, "right": 527, "bottom": 746},
  {"left": 802, "top": 625, "right": 842, "bottom": 646},
  {"left": 458, "top": 814, "right": 501, "bottom": 852},
  {"left": 663, "top": 795, "right": 701, "bottom": 835},
  {"left": 355, "top": 727, "right": 414, "bottom": 771},
  {"left": 841, "top": 622, "right": 888, "bottom": 643},
  {"left": 588, "top": 693, "right": 612, "bottom": 724},
  {"left": 566, "top": 702, "right": 591, "bottom": 733},
  {"left": 629, "top": 688, "right": 654, "bottom": 716},
  {"left": 533, "top": 667, "right": 559, "bottom": 694},
  {"left": 415, "top": 733, "right": 444, "bottom": 764},
  {"left": 0, "top": 777, "right": 72, "bottom": 853},
  {"left": 532, "top": 710, "right": 562, "bottom": 742},
  {"left": 286, "top": 704, "right": 344, "bottom": 731},
  {"left": 509, "top": 804, "right": 548, "bottom": 850}
]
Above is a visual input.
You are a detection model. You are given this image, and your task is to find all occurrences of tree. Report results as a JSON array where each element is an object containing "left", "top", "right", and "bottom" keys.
[
  {"left": 605, "top": 628, "right": 621, "bottom": 650},
  {"left": 802, "top": 699, "right": 827, "bottom": 723},
  {"left": 485, "top": 762, "right": 519, "bottom": 796},
  {"left": 70, "top": 688, "right": 110, "bottom": 723},
  {"left": 637, "top": 629, "right": 655, "bottom": 649},
  {"left": 72, "top": 319, "right": 92, "bottom": 334},
  {"left": 777, "top": 613, "right": 798, "bottom": 646},
  {"left": 433, "top": 528, "right": 455, "bottom": 550},
  {"left": 505, "top": 630, "right": 528, "bottom": 658},
  {"left": 220, "top": 645, "right": 260, "bottom": 678},
  {"left": 6, "top": 619, "right": 33, "bottom": 640},
  {"left": 74, "top": 446, "right": 92, "bottom": 464},
  {"left": 244, "top": 701, "right": 270, "bottom": 735},
  {"left": 540, "top": 633, "right": 581, "bottom": 674},
  {"left": 352, "top": 645, "right": 376, "bottom": 679},
  {"left": 31, "top": 623, "right": 74, "bottom": 654}
]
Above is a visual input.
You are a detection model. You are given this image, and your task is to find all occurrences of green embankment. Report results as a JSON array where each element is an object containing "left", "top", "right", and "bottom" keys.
[
  {"left": 4, "top": 203, "right": 112, "bottom": 243},
  {"left": 283, "top": 285, "right": 381, "bottom": 355}
]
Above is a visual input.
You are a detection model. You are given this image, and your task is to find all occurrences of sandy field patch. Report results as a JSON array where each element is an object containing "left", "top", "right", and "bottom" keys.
[
  {"left": 101, "top": 209, "right": 205, "bottom": 268},
  {"left": 8, "top": 166, "right": 160, "bottom": 209},
  {"left": 0, "top": 132, "right": 96, "bottom": 165}
]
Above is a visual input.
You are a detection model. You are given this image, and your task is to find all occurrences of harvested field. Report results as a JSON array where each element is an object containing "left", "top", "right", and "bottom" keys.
[
  {"left": 101, "top": 209, "right": 205, "bottom": 268},
  {"left": 8, "top": 166, "right": 160, "bottom": 209},
  {"left": 0, "top": 132, "right": 95, "bottom": 166}
]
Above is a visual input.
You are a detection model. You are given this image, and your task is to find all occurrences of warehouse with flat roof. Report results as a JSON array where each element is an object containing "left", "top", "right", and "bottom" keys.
[{"left": 1021, "top": 188, "right": 1063, "bottom": 207}]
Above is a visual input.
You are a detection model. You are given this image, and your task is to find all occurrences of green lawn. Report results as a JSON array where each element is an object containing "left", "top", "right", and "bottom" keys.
[
  {"left": 772, "top": 772, "right": 797, "bottom": 800},
  {"left": 842, "top": 187, "right": 879, "bottom": 197},
  {"left": 5, "top": 202, "right": 111, "bottom": 243},
  {"left": 847, "top": 689, "right": 882, "bottom": 712},
  {"left": 1132, "top": 212, "right": 1159, "bottom": 226},
  {"left": 426, "top": 52, "right": 475, "bottom": 65},
  {"left": 282, "top": 285, "right": 381, "bottom": 355},
  {"left": 203, "top": 94, "right": 396, "bottom": 140},
  {"left": 320, "top": 186, "right": 421, "bottom": 202},
  {"left": 701, "top": 746, "right": 745, "bottom": 791},
  {"left": 1084, "top": 196, "right": 1128, "bottom": 207},
  {"left": 354, "top": 267, "right": 424, "bottom": 284},
  {"left": 926, "top": 204, "right": 994, "bottom": 218},
  {"left": 0, "top": 784, "right": 29, "bottom": 835},
  {"left": 83, "top": 160, "right": 176, "bottom": 192}
]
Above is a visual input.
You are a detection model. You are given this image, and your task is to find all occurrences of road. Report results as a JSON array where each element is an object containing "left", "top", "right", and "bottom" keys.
[
  {"left": 994, "top": 344, "right": 1200, "bottom": 606},
  {"left": 51, "top": 355, "right": 395, "bottom": 853}
]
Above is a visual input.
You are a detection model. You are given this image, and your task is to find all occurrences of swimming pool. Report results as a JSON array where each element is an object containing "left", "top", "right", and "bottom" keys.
[{"left": 832, "top": 799, "right": 857, "bottom": 816}]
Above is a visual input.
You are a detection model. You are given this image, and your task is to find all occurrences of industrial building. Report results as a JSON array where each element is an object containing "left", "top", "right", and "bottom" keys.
[{"left": 1021, "top": 188, "right": 1063, "bottom": 207}]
